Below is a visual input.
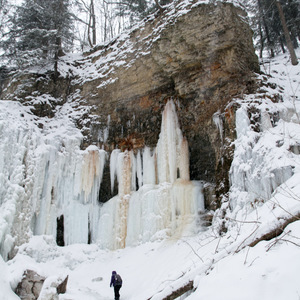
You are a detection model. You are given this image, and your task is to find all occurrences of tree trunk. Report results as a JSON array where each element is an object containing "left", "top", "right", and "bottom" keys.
[
  {"left": 257, "top": 0, "right": 274, "bottom": 58},
  {"left": 91, "top": 0, "right": 96, "bottom": 45},
  {"left": 53, "top": 0, "right": 65, "bottom": 79},
  {"left": 87, "top": 0, "right": 96, "bottom": 47},
  {"left": 258, "top": 11, "right": 264, "bottom": 58},
  {"left": 276, "top": 1, "right": 298, "bottom": 65},
  {"left": 54, "top": 34, "right": 64, "bottom": 80},
  {"left": 279, "top": 36, "right": 286, "bottom": 53}
]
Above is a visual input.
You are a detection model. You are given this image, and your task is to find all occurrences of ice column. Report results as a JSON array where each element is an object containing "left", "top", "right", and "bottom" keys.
[
  {"left": 179, "top": 137, "right": 190, "bottom": 181},
  {"left": 99, "top": 150, "right": 133, "bottom": 249},
  {"left": 116, "top": 151, "right": 131, "bottom": 248},
  {"left": 143, "top": 147, "right": 156, "bottom": 184},
  {"left": 156, "top": 100, "right": 183, "bottom": 183},
  {"left": 81, "top": 146, "right": 105, "bottom": 204}
]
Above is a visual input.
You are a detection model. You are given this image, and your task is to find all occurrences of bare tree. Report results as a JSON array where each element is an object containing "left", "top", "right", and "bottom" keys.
[
  {"left": 74, "top": 0, "right": 97, "bottom": 47},
  {"left": 276, "top": 1, "right": 298, "bottom": 65},
  {"left": 87, "top": 0, "right": 96, "bottom": 47}
]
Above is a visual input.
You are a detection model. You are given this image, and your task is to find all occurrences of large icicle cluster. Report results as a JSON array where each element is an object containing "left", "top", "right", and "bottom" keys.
[
  {"left": 0, "top": 100, "right": 204, "bottom": 258},
  {"left": 33, "top": 144, "right": 106, "bottom": 246},
  {"left": 98, "top": 100, "right": 204, "bottom": 249},
  {"left": 0, "top": 101, "right": 106, "bottom": 259}
]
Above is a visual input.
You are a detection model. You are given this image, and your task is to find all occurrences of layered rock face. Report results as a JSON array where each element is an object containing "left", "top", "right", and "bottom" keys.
[{"left": 0, "top": 1, "right": 259, "bottom": 208}]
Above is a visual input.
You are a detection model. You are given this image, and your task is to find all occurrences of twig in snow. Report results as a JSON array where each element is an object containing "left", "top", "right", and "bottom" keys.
[
  {"left": 243, "top": 245, "right": 251, "bottom": 265},
  {"left": 226, "top": 217, "right": 262, "bottom": 224},
  {"left": 182, "top": 240, "right": 204, "bottom": 263},
  {"left": 266, "top": 230, "right": 290, "bottom": 251},
  {"left": 214, "top": 236, "right": 222, "bottom": 254},
  {"left": 235, "top": 225, "right": 259, "bottom": 253}
]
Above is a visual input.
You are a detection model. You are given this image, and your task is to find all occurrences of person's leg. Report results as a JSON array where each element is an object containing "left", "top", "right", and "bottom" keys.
[
  {"left": 114, "top": 286, "right": 120, "bottom": 300},
  {"left": 115, "top": 285, "right": 121, "bottom": 299},
  {"left": 114, "top": 286, "right": 117, "bottom": 300}
]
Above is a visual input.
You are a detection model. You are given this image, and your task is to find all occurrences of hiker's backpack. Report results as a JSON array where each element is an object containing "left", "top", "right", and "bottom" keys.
[{"left": 115, "top": 274, "right": 122, "bottom": 286}]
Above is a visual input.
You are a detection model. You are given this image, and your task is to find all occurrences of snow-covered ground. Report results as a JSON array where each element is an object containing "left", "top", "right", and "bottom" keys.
[{"left": 1, "top": 47, "right": 300, "bottom": 300}]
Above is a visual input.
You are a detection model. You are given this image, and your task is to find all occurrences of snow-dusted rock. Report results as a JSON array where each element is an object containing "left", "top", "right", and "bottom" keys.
[{"left": 15, "top": 270, "right": 45, "bottom": 300}]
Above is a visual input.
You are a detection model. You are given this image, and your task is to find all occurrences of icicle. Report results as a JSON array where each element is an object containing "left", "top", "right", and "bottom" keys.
[
  {"left": 81, "top": 146, "right": 101, "bottom": 203},
  {"left": 261, "top": 111, "right": 272, "bottom": 131},
  {"left": 179, "top": 137, "right": 190, "bottom": 181},
  {"left": 118, "top": 150, "right": 132, "bottom": 197},
  {"left": 142, "top": 147, "right": 156, "bottom": 185},
  {"left": 156, "top": 100, "right": 183, "bottom": 184},
  {"left": 0, "top": 98, "right": 206, "bottom": 253},
  {"left": 104, "top": 115, "right": 111, "bottom": 143},
  {"left": 213, "top": 110, "right": 223, "bottom": 142},
  {"left": 125, "top": 180, "right": 204, "bottom": 246},
  {"left": 236, "top": 106, "right": 250, "bottom": 138},
  {"left": 130, "top": 151, "right": 137, "bottom": 191}
]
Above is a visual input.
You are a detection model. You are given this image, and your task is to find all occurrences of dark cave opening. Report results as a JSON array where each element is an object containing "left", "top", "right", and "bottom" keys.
[{"left": 56, "top": 215, "right": 65, "bottom": 246}]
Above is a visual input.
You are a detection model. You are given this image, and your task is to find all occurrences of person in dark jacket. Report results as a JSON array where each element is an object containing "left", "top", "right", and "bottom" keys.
[{"left": 110, "top": 270, "right": 122, "bottom": 300}]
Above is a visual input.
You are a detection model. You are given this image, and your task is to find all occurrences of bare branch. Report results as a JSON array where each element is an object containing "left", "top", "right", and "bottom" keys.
[
  {"left": 154, "top": 0, "right": 164, "bottom": 14},
  {"left": 182, "top": 240, "right": 204, "bottom": 263}
]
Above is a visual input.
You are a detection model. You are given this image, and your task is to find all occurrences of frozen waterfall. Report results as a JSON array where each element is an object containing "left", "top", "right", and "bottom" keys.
[
  {"left": 0, "top": 100, "right": 204, "bottom": 258},
  {"left": 98, "top": 101, "right": 204, "bottom": 249}
]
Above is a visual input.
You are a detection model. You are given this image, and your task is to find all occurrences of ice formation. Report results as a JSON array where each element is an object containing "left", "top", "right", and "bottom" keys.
[
  {"left": 0, "top": 99, "right": 204, "bottom": 258},
  {"left": 213, "top": 110, "right": 224, "bottom": 142},
  {"left": 98, "top": 100, "right": 204, "bottom": 249},
  {"left": 229, "top": 101, "right": 299, "bottom": 215}
]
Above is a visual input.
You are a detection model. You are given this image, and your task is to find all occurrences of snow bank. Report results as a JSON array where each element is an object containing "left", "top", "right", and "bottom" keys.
[
  {"left": 0, "top": 255, "right": 19, "bottom": 300},
  {"left": 189, "top": 221, "right": 300, "bottom": 300}
]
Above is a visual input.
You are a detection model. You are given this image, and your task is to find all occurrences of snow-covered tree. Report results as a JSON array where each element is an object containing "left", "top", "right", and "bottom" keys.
[
  {"left": 1, "top": 0, "right": 74, "bottom": 76},
  {"left": 0, "top": 0, "right": 12, "bottom": 43}
]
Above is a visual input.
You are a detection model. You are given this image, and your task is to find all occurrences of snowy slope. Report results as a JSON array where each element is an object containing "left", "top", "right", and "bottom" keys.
[{"left": 0, "top": 49, "right": 299, "bottom": 300}]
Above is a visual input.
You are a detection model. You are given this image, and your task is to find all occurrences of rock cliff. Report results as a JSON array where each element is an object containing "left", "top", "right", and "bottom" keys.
[{"left": 0, "top": 0, "right": 259, "bottom": 209}]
